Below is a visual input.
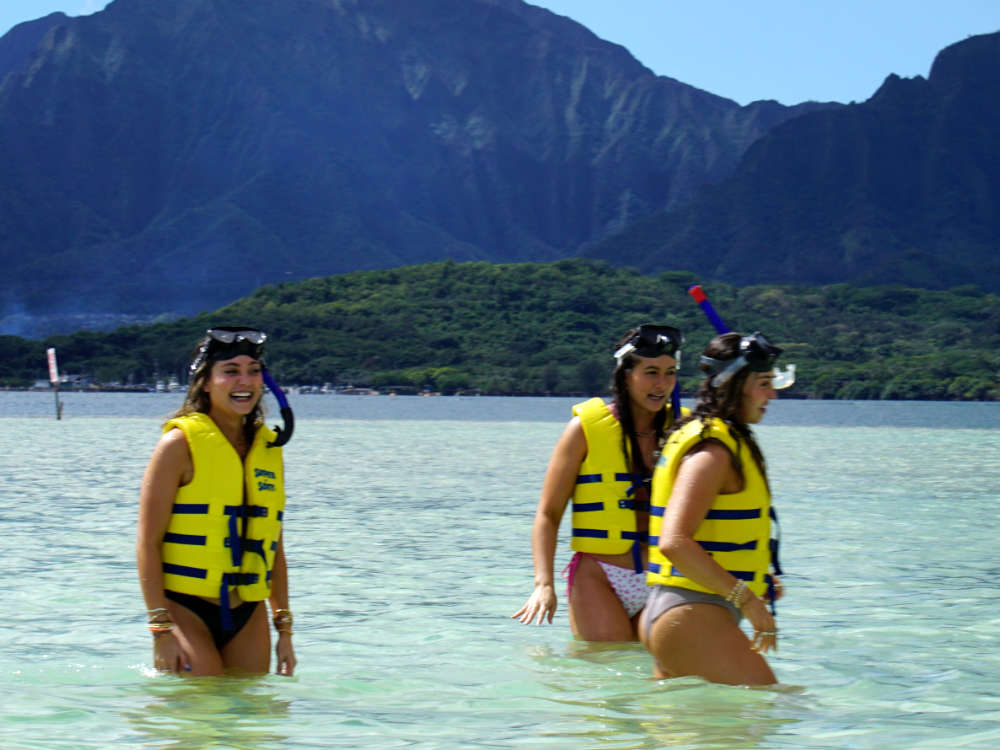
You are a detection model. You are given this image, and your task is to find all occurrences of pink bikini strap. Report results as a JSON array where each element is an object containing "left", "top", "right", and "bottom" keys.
[{"left": 562, "top": 551, "right": 584, "bottom": 602}]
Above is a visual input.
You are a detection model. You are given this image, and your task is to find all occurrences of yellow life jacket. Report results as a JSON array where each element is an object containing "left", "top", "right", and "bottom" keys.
[
  {"left": 569, "top": 397, "right": 685, "bottom": 558},
  {"left": 647, "top": 416, "right": 772, "bottom": 598},
  {"left": 160, "top": 412, "right": 285, "bottom": 604}
]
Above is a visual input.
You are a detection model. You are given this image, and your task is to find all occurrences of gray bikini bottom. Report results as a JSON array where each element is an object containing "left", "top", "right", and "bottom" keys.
[{"left": 642, "top": 584, "right": 742, "bottom": 641}]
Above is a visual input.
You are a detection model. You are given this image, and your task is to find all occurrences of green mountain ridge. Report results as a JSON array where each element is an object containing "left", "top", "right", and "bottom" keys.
[
  {"left": 0, "top": 0, "right": 828, "bottom": 328},
  {"left": 3, "top": 260, "right": 997, "bottom": 401},
  {"left": 584, "top": 31, "right": 1000, "bottom": 294}
]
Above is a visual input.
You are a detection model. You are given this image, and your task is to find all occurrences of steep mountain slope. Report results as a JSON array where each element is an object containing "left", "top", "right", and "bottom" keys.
[
  {"left": 0, "top": 0, "right": 826, "bottom": 327},
  {"left": 585, "top": 31, "right": 1000, "bottom": 293}
]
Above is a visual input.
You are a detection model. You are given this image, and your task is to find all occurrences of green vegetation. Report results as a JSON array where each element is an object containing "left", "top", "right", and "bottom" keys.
[{"left": 2, "top": 260, "right": 998, "bottom": 400}]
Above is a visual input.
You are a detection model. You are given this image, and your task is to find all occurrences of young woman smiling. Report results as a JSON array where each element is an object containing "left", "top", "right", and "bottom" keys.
[
  {"left": 136, "top": 327, "right": 296, "bottom": 676},
  {"left": 513, "top": 325, "right": 687, "bottom": 641}
]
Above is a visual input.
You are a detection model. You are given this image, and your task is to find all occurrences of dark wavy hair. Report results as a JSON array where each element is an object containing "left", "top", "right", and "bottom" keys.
[
  {"left": 168, "top": 333, "right": 265, "bottom": 446},
  {"left": 610, "top": 328, "right": 671, "bottom": 479},
  {"left": 670, "top": 332, "right": 768, "bottom": 485}
]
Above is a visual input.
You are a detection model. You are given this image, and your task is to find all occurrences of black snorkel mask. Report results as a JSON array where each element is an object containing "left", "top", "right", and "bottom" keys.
[
  {"left": 700, "top": 331, "right": 795, "bottom": 389},
  {"left": 613, "top": 324, "right": 684, "bottom": 364},
  {"left": 190, "top": 327, "right": 268, "bottom": 372},
  {"left": 190, "top": 327, "right": 295, "bottom": 447}
]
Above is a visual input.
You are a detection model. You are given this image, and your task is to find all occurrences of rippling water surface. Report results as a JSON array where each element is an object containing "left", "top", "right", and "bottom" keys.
[{"left": 2, "top": 393, "right": 999, "bottom": 749}]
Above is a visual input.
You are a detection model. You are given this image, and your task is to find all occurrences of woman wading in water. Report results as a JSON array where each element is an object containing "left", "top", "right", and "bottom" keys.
[
  {"left": 137, "top": 327, "right": 296, "bottom": 676},
  {"left": 513, "top": 325, "right": 686, "bottom": 640},
  {"left": 641, "top": 331, "right": 792, "bottom": 684}
]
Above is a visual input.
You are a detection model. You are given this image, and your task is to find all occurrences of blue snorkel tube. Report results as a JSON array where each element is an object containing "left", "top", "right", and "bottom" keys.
[
  {"left": 688, "top": 284, "right": 796, "bottom": 390},
  {"left": 670, "top": 375, "right": 681, "bottom": 423},
  {"left": 684, "top": 283, "right": 726, "bottom": 418},
  {"left": 688, "top": 284, "right": 730, "bottom": 335},
  {"left": 262, "top": 368, "right": 294, "bottom": 447}
]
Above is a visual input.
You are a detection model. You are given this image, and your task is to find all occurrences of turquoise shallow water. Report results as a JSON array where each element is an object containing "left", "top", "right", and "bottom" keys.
[{"left": 1, "top": 393, "right": 999, "bottom": 749}]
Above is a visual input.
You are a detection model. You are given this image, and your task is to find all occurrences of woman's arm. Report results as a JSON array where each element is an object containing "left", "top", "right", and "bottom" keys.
[
  {"left": 658, "top": 442, "right": 777, "bottom": 651},
  {"left": 136, "top": 428, "right": 191, "bottom": 672},
  {"left": 512, "top": 417, "right": 587, "bottom": 625},
  {"left": 268, "top": 533, "right": 296, "bottom": 675},
  {"left": 656, "top": 442, "right": 736, "bottom": 594}
]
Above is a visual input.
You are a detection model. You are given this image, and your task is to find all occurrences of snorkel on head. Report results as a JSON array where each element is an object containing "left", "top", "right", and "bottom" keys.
[
  {"left": 190, "top": 327, "right": 268, "bottom": 374},
  {"left": 190, "top": 326, "right": 294, "bottom": 447},
  {"left": 700, "top": 332, "right": 795, "bottom": 389},
  {"left": 687, "top": 285, "right": 796, "bottom": 390},
  {"left": 687, "top": 286, "right": 789, "bottom": 615},
  {"left": 613, "top": 324, "right": 684, "bottom": 364},
  {"left": 613, "top": 324, "right": 685, "bottom": 418}
]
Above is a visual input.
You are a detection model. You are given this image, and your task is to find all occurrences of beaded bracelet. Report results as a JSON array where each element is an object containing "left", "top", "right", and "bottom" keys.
[
  {"left": 148, "top": 622, "right": 175, "bottom": 634},
  {"left": 725, "top": 580, "right": 749, "bottom": 608}
]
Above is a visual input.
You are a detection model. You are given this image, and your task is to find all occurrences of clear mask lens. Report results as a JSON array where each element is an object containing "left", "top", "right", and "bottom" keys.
[{"left": 772, "top": 364, "right": 796, "bottom": 390}]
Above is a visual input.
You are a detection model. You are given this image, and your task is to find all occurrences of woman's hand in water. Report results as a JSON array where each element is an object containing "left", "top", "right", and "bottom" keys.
[
  {"left": 742, "top": 596, "right": 778, "bottom": 654},
  {"left": 512, "top": 583, "right": 557, "bottom": 625},
  {"left": 152, "top": 632, "right": 190, "bottom": 674},
  {"left": 275, "top": 632, "right": 296, "bottom": 676}
]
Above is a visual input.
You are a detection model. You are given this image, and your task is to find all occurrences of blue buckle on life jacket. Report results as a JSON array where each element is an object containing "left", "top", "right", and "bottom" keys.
[
  {"left": 219, "top": 572, "right": 260, "bottom": 631},
  {"left": 618, "top": 499, "right": 650, "bottom": 511},
  {"left": 244, "top": 538, "right": 267, "bottom": 564}
]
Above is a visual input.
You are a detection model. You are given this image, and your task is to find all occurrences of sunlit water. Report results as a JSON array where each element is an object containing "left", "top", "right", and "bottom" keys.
[{"left": 1, "top": 392, "right": 999, "bottom": 749}]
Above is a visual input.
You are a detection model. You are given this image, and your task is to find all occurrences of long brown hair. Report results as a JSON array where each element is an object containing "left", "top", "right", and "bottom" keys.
[
  {"left": 671, "top": 332, "right": 768, "bottom": 484},
  {"left": 610, "top": 328, "right": 670, "bottom": 479}
]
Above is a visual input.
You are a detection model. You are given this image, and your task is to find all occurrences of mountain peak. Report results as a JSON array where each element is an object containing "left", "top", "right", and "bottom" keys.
[{"left": 0, "top": 0, "right": 817, "bottom": 326}]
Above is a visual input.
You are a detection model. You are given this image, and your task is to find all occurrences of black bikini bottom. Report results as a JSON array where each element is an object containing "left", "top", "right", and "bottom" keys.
[{"left": 165, "top": 590, "right": 260, "bottom": 650}]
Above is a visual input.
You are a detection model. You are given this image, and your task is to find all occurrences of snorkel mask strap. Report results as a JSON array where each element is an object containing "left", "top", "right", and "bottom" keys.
[
  {"left": 700, "top": 354, "right": 748, "bottom": 387},
  {"left": 262, "top": 368, "right": 294, "bottom": 448}
]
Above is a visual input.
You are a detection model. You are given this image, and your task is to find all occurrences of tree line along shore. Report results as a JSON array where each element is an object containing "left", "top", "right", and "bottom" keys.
[{"left": 2, "top": 260, "right": 998, "bottom": 401}]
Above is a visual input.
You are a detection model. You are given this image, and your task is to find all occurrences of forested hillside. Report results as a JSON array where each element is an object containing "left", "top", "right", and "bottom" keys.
[{"left": 2, "top": 260, "right": 997, "bottom": 400}]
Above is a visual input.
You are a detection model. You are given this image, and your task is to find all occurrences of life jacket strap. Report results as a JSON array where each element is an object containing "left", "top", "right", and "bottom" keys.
[{"left": 218, "top": 572, "right": 260, "bottom": 632}]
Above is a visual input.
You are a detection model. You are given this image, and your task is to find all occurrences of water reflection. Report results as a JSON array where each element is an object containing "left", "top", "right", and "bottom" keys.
[
  {"left": 526, "top": 641, "right": 802, "bottom": 749},
  {"left": 124, "top": 676, "right": 291, "bottom": 749}
]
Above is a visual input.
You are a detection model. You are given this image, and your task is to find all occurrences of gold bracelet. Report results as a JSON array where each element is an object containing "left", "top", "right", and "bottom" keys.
[
  {"left": 725, "top": 580, "right": 749, "bottom": 608},
  {"left": 272, "top": 608, "right": 293, "bottom": 632}
]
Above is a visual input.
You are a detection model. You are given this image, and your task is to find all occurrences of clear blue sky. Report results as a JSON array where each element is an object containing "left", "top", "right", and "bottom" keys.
[{"left": 2, "top": 0, "right": 999, "bottom": 105}]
